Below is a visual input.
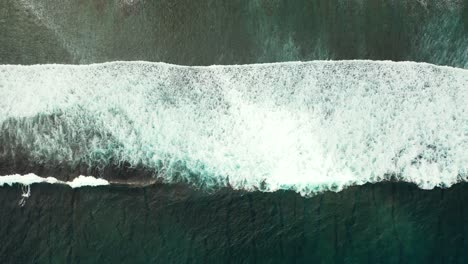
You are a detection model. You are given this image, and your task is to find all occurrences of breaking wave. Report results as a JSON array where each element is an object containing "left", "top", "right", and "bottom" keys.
[
  {"left": 0, "top": 174, "right": 109, "bottom": 188},
  {"left": 0, "top": 61, "right": 467, "bottom": 195}
]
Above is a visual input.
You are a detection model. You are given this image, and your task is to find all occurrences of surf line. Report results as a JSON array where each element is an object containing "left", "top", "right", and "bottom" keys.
[
  {"left": 0, "top": 173, "right": 109, "bottom": 206},
  {"left": 0, "top": 173, "right": 109, "bottom": 188}
]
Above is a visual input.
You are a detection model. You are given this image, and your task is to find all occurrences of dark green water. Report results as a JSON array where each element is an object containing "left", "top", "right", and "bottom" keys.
[
  {"left": 1, "top": 1, "right": 468, "bottom": 263},
  {"left": 0, "top": 0, "right": 467, "bottom": 67},
  {"left": 1, "top": 182, "right": 467, "bottom": 263}
]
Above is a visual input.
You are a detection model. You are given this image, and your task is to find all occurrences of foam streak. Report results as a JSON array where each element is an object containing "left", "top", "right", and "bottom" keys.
[{"left": 0, "top": 174, "right": 109, "bottom": 188}]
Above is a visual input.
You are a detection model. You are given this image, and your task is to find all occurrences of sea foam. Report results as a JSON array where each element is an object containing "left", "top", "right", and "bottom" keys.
[
  {"left": 0, "top": 61, "right": 466, "bottom": 195},
  {"left": 0, "top": 174, "right": 109, "bottom": 188}
]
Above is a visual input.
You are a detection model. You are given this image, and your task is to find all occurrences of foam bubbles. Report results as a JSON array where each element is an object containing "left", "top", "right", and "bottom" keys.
[
  {"left": 0, "top": 61, "right": 466, "bottom": 195},
  {"left": 67, "top": 175, "right": 110, "bottom": 188},
  {"left": 0, "top": 174, "right": 109, "bottom": 188}
]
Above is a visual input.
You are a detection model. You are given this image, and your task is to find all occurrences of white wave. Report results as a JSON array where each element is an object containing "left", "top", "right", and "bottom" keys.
[
  {"left": 0, "top": 174, "right": 109, "bottom": 188},
  {"left": 0, "top": 60, "right": 467, "bottom": 195}
]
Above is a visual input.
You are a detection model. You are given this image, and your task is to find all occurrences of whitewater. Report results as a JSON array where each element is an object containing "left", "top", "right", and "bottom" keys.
[
  {"left": 0, "top": 60, "right": 467, "bottom": 195},
  {"left": 0, "top": 174, "right": 109, "bottom": 188}
]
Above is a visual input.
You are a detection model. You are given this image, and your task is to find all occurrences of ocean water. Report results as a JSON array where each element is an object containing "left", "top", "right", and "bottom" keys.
[
  {"left": 1, "top": 182, "right": 467, "bottom": 263},
  {"left": 0, "top": 1, "right": 467, "bottom": 263},
  {"left": 0, "top": 0, "right": 467, "bottom": 67}
]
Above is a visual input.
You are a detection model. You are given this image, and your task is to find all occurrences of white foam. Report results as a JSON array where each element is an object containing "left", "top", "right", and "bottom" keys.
[
  {"left": 0, "top": 174, "right": 109, "bottom": 188},
  {"left": 67, "top": 175, "right": 110, "bottom": 188},
  {"left": 0, "top": 60, "right": 467, "bottom": 195},
  {"left": 0, "top": 174, "right": 59, "bottom": 186}
]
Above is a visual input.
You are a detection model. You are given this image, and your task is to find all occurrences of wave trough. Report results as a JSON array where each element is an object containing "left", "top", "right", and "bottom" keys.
[{"left": 0, "top": 61, "right": 467, "bottom": 195}]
